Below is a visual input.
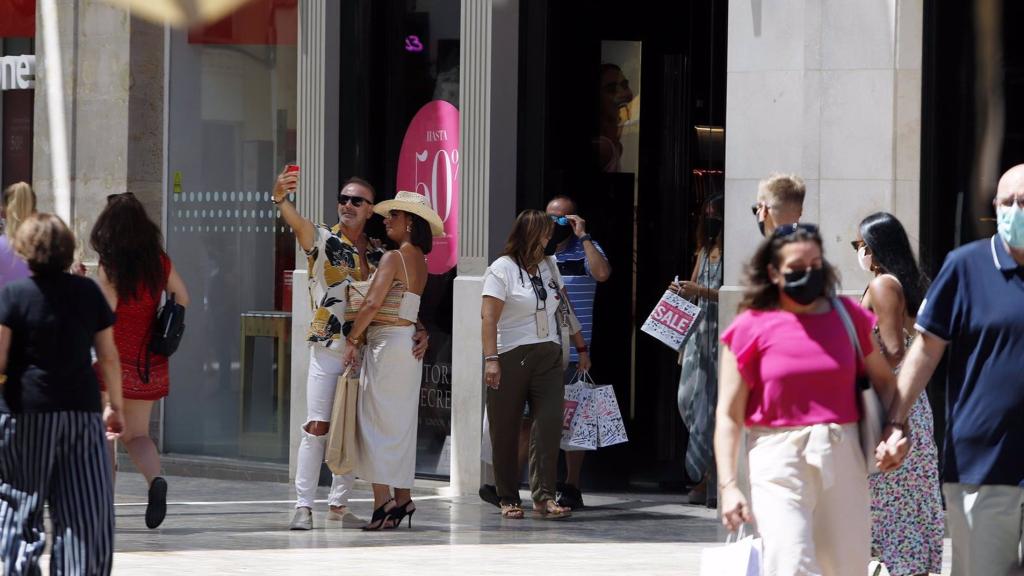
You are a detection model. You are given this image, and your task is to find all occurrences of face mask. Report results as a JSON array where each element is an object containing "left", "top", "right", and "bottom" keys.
[
  {"left": 544, "top": 223, "right": 573, "bottom": 255},
  {"left": 782, "top": 267, "right": 826, "bottom": 305},
  {"left": 857, "top": 246, "right": 873, "bottom": 272},
  {"left": 705, "top": 218, "right": 723, "bottom": 240},
  {"left": 997, "top": 204, "right": 1024, "bottom": 249}
]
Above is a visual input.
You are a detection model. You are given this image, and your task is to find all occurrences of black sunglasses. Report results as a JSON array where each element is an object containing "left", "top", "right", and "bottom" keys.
[
  {"left": 529, "top": 275, "right": 548, "bottom": 305},
  {"left": 106, "top": 192, "right": 135, "bottom": 203},
  {"left": 337, "top": 194, "right": 370, "bottom": 207},
  {"left": 850, "top": 239, "right": 867, "bottom": 251},
  {"left": 771, "top": 222, "right": 819, "bottom": 239}
]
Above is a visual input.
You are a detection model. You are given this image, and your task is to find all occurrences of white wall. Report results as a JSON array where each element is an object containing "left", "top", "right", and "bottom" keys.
[{"left": 723, "top": 0, "right": 923, "bottom": 303}]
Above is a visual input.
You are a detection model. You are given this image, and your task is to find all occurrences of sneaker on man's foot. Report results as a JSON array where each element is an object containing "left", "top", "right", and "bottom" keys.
[
  {"left": 289, "top": 506, "right": 313, "bottom": 530},
  {"left": 556, "top": 484, "right": 584, "bottom": 510},
  {"left": 145, "top": 477, "right": 168, "bottom": 529},
  {"left": 478, "top": 484, "right": 501, "bottom": 508}
]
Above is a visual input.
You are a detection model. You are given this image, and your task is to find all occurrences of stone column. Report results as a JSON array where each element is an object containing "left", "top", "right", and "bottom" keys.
[
  {"left": 288, "top": 0, "right": 341, "bottom": 480},
  {"left": 722, "top": 0, "right": 923, "bottom": 320},
  {"left": 450, "top": 0, "right": 519, "bottom": 496},
  {"left": 32, "top": 1, "right": 167, "bottom": 260}
]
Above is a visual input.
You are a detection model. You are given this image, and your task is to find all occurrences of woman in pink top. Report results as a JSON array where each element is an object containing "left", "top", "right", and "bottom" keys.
[{"left": 714, "top": 224, "right": 906, "bottom": 576}]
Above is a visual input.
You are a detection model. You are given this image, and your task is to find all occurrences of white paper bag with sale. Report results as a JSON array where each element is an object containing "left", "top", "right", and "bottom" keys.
[
  {"left": 641, "top": 290, "right": 703, "bottom": 352},
  {"left": 560, "top": 380, "right": 598, "bottom": 451}
]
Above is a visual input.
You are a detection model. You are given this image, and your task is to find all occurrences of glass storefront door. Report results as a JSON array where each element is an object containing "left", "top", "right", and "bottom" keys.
[{"left": 164, "top": 1, "right": 297, "bottom": 462}]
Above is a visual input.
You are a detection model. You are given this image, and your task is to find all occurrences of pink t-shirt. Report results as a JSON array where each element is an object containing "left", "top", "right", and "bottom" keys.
[{"left": 720, "top": 296, "right": 877, "bottom": 427}]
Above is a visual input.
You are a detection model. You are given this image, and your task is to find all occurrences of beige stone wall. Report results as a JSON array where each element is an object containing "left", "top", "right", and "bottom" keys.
[
  {"left": 722, "top": 0, "right": 923, "bottom": 322},
  {"left": 32, "top": 1, "right": 164, "bottom": 263}
]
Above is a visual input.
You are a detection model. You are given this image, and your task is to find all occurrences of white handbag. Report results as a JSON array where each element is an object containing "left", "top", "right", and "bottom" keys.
[
  {"left": 544, "top": 257, "right": 582, "bottom": 369},
  {"left": 832, "top": 297, "right": 886, "bottom": 476}
]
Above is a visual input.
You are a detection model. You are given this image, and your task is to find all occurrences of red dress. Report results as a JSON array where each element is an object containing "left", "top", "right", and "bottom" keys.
[{"left": 97, "top": 254, "right": 172, "bottom": 400}]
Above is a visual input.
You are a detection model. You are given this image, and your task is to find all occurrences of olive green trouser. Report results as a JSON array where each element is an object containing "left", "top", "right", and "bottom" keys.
[{"left": 486, "top": 341, "right": 564, "bottom": 505}]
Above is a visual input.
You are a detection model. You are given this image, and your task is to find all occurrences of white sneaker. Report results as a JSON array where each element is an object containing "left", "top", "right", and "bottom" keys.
[{"left": 289, "top": 506, "right": 313, "bottom": 530}]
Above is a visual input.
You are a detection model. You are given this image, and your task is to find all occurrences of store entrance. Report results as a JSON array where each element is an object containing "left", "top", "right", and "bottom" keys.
[{"left": 517, "top": 0, "right": 726, "bottom": 491}]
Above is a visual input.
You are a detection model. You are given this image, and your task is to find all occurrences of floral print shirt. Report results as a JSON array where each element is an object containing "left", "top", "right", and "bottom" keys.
[{"left": 305, "top": 224, "right": 383, "bottom": 350}]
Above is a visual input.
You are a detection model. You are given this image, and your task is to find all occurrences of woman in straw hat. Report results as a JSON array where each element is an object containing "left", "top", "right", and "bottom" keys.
[{"left": 343, "top": 190, "right": 443, "bottom": 530}]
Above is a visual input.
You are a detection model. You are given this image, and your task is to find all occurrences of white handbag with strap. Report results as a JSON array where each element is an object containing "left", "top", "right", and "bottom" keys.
[{"left": 544, "top": 256, "right": 582, "bottom": 369}]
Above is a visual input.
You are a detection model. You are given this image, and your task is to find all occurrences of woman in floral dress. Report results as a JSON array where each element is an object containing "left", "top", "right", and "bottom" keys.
[{"left": 855, "top": 212, "right": 943, "bottom": 576}]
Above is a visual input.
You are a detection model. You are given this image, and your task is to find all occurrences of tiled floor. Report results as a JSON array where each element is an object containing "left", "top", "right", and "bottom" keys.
[{"left": 35, "top": 473, "right": 951, "bottom": 575}]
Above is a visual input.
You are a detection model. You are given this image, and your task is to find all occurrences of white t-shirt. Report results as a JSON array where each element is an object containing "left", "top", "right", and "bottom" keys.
[{"left": 482, "top": 256, "right": 561, "bottom": 354}]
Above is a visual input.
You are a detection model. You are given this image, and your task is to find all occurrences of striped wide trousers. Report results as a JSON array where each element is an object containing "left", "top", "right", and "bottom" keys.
[{"left": 0, "top": 412, "right": 114, "bottom": 576}]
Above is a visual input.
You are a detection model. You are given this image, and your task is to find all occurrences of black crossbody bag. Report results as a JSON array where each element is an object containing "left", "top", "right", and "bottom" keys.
[{"left": 137, "top": 292, "right": 186, "bottom": 383}]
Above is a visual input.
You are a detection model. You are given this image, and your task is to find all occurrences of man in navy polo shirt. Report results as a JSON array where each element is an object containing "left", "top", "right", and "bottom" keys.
[
  {"left": 546, "top": 195, "right": 610, "bottom": 509},
  {"left": 884, "top": 164, "right": 1024, "bottom": 576}
]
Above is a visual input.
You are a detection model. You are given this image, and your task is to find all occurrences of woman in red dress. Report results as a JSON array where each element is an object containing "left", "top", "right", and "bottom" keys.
[{"left": 91, "top": 193, "right": 190, "bottom": 529}]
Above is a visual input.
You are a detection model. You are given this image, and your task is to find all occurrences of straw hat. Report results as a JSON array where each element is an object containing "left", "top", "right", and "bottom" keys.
[{"left": 373, "top": 191, "right": 445, "bottom": 237}]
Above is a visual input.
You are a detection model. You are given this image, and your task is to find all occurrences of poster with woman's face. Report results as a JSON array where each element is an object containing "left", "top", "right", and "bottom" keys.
[{"left": 597, "top": 42, "right": 641, "bottom": 174}]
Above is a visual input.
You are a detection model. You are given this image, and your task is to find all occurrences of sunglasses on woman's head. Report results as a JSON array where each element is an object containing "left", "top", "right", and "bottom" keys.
[
  {"left": 771, "top": 223, "right": 819, "bottom": 239},
  {"left": 106, "top": 192, "right": 135, "bottom": 202},
  {"left": 337, "top": 194, "right": 370, "bottom": 207}
]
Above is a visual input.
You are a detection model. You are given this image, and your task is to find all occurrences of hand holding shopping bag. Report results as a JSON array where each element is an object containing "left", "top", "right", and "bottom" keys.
[
  {"left": 561, "top": 372, "right": 598, "bottom": 451},
  {"left": 699, "top": 525, "right": 763, "bottom": 576}
]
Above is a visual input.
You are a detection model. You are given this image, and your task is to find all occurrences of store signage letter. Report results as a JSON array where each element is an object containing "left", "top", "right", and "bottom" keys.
[{"left": 0, "top": 55, "right": 35, "bottom": 91}]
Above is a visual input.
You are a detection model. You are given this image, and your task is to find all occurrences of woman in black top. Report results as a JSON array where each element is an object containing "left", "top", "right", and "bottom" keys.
[{"left": 0, "top": 213, "right": 124, "bottom": 576}]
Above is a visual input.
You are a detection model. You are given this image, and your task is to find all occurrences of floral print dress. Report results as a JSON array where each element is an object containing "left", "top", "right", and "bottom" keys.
[{"left": 868, "top": 329, "right": 944, "bottom": 576}]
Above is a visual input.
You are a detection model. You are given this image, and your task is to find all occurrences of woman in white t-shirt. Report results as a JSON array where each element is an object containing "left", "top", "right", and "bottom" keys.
[{"left": 481, "top": 209, "right": 589, "bottom": 520}]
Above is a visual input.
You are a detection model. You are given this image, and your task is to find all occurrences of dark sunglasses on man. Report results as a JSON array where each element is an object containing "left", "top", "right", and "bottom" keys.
[{"left": 337, "top": 193, "right": 371, "bottom": 207}]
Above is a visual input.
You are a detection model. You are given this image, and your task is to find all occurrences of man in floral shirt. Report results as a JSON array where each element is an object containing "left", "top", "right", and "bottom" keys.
[{"left": 272, "top": 169, "right": 427, "bottom": 530}]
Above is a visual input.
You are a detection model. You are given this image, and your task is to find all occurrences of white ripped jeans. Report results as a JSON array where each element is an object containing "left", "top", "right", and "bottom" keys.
[{"left": 295, "top": 344, "right": 354, "bottom": 509}]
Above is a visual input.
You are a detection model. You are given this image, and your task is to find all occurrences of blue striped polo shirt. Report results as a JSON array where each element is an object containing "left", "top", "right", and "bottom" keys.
[{"left": 556, "top": 236, "right": 606, "bottom": 362}]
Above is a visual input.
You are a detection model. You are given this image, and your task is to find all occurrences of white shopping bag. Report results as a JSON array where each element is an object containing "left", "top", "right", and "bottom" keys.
[
  {"left": 560, "top": 374, "right": 598, "bottom": 451},
  {"left": 641, "top": 289, "right": 703, "bottom": 351},
  {"left": 699, "top": 528, "right": 763, "bottom": 576},
  {"left": 592, "top": 385, "right": 628, "bottom": 448}
]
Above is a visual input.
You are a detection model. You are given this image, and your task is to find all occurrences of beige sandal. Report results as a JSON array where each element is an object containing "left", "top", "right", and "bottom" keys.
[
  {"left": 501, "top": 503, "right": 525, "bottom": 519},
  {"left": 533, "top": 499, "right": 571, "bottom": 520}
]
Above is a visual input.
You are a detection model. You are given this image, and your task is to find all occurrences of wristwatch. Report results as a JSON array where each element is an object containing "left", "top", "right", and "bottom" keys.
[{"left": 579, "top": 234, "right": 593, "bottom": 243}]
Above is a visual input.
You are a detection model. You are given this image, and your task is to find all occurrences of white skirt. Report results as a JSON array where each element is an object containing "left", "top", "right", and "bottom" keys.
[{"left": 356, "top": 324, "right": 421, "bottom": 488}]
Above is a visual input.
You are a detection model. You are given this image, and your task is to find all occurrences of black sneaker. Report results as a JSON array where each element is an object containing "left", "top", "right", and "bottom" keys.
[
  {"left": 556, "top": 483, "right": 584, "bottom": 510},
  {"left": 145, "top": 477, "right": 168, "bottom": 529},
  {"left": 478, "top": 484, "right": 501, "bottom": 508}
]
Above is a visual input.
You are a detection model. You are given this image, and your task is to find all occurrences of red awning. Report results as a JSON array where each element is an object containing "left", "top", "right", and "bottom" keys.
[
  {"left": 0, "top": 0, "right": 36, "bottom": 38},
  {"left": 187, "top": 0, "right": 296, "bottom": 45}
]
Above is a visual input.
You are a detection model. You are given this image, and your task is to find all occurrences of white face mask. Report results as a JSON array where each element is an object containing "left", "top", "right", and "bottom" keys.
[{"left": 857, "top": 246, "right": 873, "bottom": 272}]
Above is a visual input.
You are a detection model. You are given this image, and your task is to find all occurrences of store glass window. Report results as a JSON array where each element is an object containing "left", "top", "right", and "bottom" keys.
[{"left": 164, "top": 0, "right": 298, "bottom": 462}]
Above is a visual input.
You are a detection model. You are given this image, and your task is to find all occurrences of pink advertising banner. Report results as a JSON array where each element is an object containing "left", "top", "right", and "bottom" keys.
[{"left": 396, "top": 100, "right": 460, "bottom": 275}]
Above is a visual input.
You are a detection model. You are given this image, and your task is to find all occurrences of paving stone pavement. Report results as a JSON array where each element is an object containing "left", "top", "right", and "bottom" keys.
[{"left": 30, "top": 473, "right": 951, "bottom": 575}]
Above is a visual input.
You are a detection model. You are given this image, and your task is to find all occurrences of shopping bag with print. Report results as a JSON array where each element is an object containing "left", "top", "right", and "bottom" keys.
[
  {"left": 592, "top": 384, "right": 629, "bottom": 448},
  {"left": 560, "top": 374, "right": 598, "bottom": 451},
  {"left": 641, "top": 289, "right": 703, "bottom": 352},
  {"left": 699, "top": 528, "right": 763, "bottom": 576},
  {"left": 325, "top": 368, "right": 360, "bottom": 475}
]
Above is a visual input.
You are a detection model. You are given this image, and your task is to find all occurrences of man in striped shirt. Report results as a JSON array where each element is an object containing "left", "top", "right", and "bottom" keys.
[{"left": 547, "top": 195, "right": 611, "bottom": 509}]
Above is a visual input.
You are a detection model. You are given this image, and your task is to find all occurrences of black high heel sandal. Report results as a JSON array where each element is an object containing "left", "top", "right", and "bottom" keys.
[
  {"left": 362, "top": 499, "right": 397, "bottom": 531},
  {"left": 385, "top": 500, "right": 416, "bottom": 529}
]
